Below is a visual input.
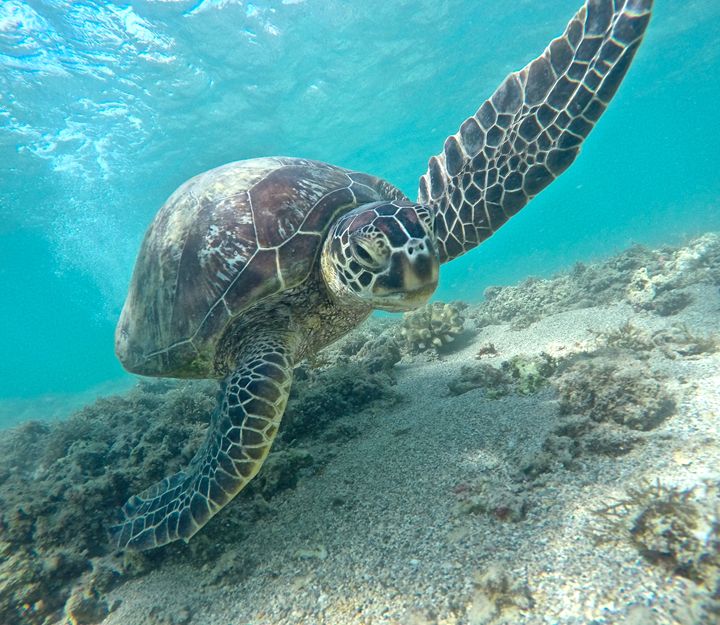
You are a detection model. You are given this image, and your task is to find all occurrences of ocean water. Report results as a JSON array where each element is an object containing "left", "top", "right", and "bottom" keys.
[
  {"left": 0, "top": 0, "right": 718, "bottom": 406},
  {"left": 2, "top": 2, "right": 720, "bottom": 623}
]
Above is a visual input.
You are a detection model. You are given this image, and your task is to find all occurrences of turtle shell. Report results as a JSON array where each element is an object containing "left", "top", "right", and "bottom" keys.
[{"left": 115, "top": 157, "right": 407, "bottom": 377}]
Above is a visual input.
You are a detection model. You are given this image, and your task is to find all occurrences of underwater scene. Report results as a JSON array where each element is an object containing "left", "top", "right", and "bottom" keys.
[{"left": 1, "top": 0, "right": 720, "bottom": 623}]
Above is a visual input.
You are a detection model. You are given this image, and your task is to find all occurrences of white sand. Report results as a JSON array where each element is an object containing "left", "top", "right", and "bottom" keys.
[{"left": 101, "top": 286, "right": 720, "bottom": 625}]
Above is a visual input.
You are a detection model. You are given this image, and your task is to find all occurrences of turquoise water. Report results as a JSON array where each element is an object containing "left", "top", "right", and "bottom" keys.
[{"left": 0, "top": 0, "right": 718, "bottom": 406}]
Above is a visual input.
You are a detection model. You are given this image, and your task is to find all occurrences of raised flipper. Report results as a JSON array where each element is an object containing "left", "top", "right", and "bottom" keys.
[
  {"left": 109, "top": 334, "right": 293, "bottom": 550},
  {"left": 419, "top": 0, "right": 653, "bottom": 263}
]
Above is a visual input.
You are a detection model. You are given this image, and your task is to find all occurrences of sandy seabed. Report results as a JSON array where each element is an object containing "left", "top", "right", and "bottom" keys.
[{"left": 97, "top": 240, "right": 720, "bottom": 625}]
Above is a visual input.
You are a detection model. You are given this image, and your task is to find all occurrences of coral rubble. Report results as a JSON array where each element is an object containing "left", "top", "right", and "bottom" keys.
[{"left": 471, "top": 233, "right": 720, "bottom": 329}]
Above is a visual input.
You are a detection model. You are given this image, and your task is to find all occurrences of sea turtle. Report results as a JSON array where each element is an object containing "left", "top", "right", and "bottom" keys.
[{"left": 111, "top": 0, "right": 653, "bottom": 550}]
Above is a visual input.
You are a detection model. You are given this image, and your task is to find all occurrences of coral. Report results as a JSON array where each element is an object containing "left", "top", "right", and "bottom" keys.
[
  {"left": 471, "top": 245, "right": 657, "bottom": 329},
  {"left": 579, "top": 425, "right": 641, "bottom": 457},
  {"left": 0, "top": 544, "right": 89, "bottom": 625},
  {"left": 354, "top": 334, "right": 401, "bottom": 372},
  {"left": 475, "top": 278, "right": 576, "bottom": 329},
  {"left": 400, "top": 301, "right": 467, "bottom": 353},
  {"left": 596, "top": 321, "right": 718, "bottom": 360},
  {"left": 651, "top": 289, "right": 693, "bottom": 316},
  {"left": 554, "top": 355, "right": 676, "bottom": 431},
  {"left": 309, "top": 316, "right": 401, "bottom": 374},
  {"left": 0, "top": 381, "right": 215, "bottom": 625},
  {"left": 519, "top": 351, "right": 663, "bottom": 478},
  {"left": 448, "top": 363, "right": 510, "bottom": 397},
  {"left": 517, "top": 417, "right": 641, "bottom": 479},
  {"left": 448, "top": 354, "right": 556, "bottom": 398},
  {"left": 625, "top": 267, "right": 656, "bottom": 308},
  {"left": 84, "top": 560, "right": 122, "bottom": 594}
]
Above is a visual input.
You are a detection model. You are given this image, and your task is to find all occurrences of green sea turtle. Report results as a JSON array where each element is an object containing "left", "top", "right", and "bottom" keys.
[{"left": 111, "top": 0, "right": 653, "bottom": 550}]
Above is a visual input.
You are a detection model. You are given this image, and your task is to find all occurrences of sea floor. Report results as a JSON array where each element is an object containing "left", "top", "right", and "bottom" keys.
[
  {"left": 100, "top": 240, "right": 720, "bottom": 625},
  {"left": 0, "top": 378, "right": 135, "bottom": 430},
  {"left": 2, "top": 234, "right": 720, "bottom": 625}
]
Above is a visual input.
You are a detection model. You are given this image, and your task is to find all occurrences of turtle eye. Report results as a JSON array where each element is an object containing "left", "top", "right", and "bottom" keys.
[
  {"left": 350, "top": 240, "right": 383, "bottom": 270},
  {"left": 417, "top": 205, "right": 435, "bottom": 235}
]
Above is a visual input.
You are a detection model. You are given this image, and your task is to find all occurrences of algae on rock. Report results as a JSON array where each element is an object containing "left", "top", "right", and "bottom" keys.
[
  {"left": 554, "top": 354, "right": 676, "bottom": 431},
  {"left": 282, "top": 360, "right": 399, "bottom": 443},
  {"left": 448, "top": 363, "right": 510, "bottom": 398},
  {"left": 0, "top": 320, "right": 402, "bottom": 625},
  {"left": 596, "top": 481, "right": 720, "bottom": 587},
  {"left": 501, "top": 353, "right": 557, "bottom": 395},
  {"left": 453, "top": 475, "right": 529, "bottom": 522},
  {"left": 464, "top": 563, "right": 534, "bottom": 624},
  {"left": 519, "top": 347, "right": 675, "bottom": 478},
  {"left": 448, "top": 354, "right": 556, "bottom": 398}
]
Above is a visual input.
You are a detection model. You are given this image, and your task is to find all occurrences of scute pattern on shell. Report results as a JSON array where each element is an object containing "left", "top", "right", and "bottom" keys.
[{"left": 116, "top": 157, "right": 407, "bottom": 378}]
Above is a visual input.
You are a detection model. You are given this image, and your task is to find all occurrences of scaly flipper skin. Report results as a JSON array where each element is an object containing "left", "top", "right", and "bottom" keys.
[
  {"left": 109, "top": 334, "right": 293, "bottom": 550},
  {"left": 420, "top": 0, "right": 653, "bottom": 263}
]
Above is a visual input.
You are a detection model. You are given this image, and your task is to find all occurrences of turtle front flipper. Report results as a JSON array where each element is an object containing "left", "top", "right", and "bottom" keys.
[
  {"left": 420, "top": 0, "right": 653, "bottom": 263},
  {"left": 109, "top": 335, "right": 294, "bottom": 551}
]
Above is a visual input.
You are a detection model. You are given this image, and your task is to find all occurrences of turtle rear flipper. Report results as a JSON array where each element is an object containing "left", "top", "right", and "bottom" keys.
[
  {"left": 109, "top": 335, "right": 294, "bottom": 551},
  {"left": 420, "top": 0, "right": 653, "bottom": 263}
]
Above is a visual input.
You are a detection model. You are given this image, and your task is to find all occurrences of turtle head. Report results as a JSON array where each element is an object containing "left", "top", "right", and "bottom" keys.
[{"left": 321, "top": 201, "right": 439, "bottom": 312}]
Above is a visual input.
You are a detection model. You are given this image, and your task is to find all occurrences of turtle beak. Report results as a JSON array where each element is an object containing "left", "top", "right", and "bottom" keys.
[{"left": 373, "top": 241, "right": 439, "bottom": 311}]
